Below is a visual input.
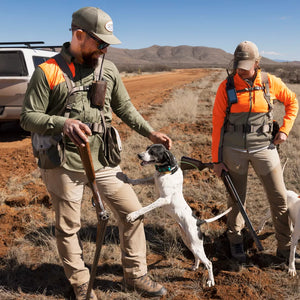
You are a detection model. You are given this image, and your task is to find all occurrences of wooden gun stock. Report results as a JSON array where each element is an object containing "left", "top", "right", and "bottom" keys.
[
  {"left": 78, "top": 142, "right": 108, "bottom": 221},
  {"left": 78, "top": 142, "right": 109, "bottom": 299}
]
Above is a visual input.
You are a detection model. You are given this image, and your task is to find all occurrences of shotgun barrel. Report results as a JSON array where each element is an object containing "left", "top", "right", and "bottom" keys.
[{"left": 221, "top": 170, "right": 263, "bottom": 251}]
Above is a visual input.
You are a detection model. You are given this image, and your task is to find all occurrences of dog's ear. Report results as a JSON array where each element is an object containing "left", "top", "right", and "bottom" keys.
[{"left": 164, "top": 150, "right": 176, "bottom": 166}]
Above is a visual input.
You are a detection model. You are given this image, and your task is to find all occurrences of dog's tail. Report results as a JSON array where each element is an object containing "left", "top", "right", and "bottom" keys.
[{"left": 197, "top": 207, "right": 232, "bottom": 225}]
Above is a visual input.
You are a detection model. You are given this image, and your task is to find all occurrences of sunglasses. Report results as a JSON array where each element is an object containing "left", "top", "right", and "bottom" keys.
[{"left": 84, "top": 30, "right": 110, "bottom": 50}]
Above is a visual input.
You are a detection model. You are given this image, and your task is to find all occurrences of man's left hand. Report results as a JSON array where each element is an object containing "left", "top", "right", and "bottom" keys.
[{"left": 148, "top": 131, "right": 172, "bottom": 149}]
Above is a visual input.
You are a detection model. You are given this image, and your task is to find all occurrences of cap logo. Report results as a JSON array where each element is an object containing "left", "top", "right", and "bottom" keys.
[
  {"left": 105, "top": 21, "right": 113, "bottom": 33},
  {"left": 236, "top": 52, "right": 251, "bottom": 59}
]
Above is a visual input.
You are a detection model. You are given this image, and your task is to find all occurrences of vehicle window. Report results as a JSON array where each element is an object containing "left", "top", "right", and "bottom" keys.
[
  {"left": 33, "top": 56, "right": 52, "bottom": 68},
  {"left": 0, "top": 51, "right": 28, "bottom": 76}
]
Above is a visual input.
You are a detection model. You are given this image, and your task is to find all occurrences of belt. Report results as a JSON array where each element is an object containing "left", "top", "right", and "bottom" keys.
[{"left": 226, "top": 123, "right": 272, "bottom": 134}]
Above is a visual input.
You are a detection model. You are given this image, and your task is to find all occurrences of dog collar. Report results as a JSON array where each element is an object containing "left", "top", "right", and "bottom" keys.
[{"left": 155, "top": 164, "right": 178, "bottom": 174}]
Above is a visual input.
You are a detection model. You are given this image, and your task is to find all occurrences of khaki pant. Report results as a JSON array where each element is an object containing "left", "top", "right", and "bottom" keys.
[
  {"left": 41, "top": 165, "right": 147, "bottom": 286},
  {"left": 223, "top": 146, "right": 291, "bottom": 250}
]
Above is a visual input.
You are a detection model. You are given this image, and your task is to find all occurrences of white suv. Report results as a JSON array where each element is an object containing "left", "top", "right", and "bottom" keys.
[{"left": 0, "top": 42, "right": 58, "bottom": 123}]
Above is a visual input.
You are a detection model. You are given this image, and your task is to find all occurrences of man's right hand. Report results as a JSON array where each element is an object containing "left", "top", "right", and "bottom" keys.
[
  {"left": 148, "top": 131, "right": 172, "bottom": 150},
  {"left": 63, "top": 119, "right": 92, "bottom": 147},
  {"left": 213, "top": 162, "right": 228, "bottom": 177}
]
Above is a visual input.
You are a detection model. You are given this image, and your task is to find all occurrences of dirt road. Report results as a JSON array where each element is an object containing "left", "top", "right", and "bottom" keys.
[{"left": 123, "top": 68, "right": 213, "bottom": 108}]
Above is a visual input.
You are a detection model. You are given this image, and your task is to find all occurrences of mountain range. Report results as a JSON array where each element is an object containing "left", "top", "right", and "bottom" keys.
[{"left": 105, "top": 44, "right": 281, "bottom": 69}]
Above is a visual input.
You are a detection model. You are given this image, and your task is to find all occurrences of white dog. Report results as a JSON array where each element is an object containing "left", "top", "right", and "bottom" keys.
[
  {"left": 257, "top": 190, "right": 300, "bottom": 276},
  {"left": 125, "top": 144, "right": 231, "bottom": 287}
]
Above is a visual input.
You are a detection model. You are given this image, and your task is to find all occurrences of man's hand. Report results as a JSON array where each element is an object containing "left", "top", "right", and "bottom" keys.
[
  {"left": 148, "top": 131, "right": 172, "bottom": 149},
  {"left": 213, "top": 162, "right": 228, "bottom": 177},
  {"left": 273, "top": 131, "right": 287, "bottom": 145},
  {"left": 63, "top": 119, "right": 92, "bottom": 146}
]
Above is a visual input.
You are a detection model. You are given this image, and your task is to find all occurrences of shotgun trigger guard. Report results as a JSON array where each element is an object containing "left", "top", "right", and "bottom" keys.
[
  {"left": 91, "top": 197, "right": 109, "bottom": 220},
  {"left": 91, "top": 197, "right": 96, "bottom": 207}
]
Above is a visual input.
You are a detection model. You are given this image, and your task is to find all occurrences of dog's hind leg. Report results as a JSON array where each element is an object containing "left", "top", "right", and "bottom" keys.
[
  {"left": 189, "top": 237, "right": 215, "bottom": 286},
  {"left": 202, "top": 259, "right": 214, "bottom": 287},
  {"left": 192, "top": 258, "right": 200, "bottom": 271},
  {"left": 178, "top": 225, "right": 215, "bottom": 286},
  {"left": 191, "top": 247, "right": 214, "bottom": 287}
]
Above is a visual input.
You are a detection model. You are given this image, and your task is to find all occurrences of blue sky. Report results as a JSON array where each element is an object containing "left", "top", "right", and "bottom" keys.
[{"left": 1, "top": 0, "right": 300, "bottom": 61}]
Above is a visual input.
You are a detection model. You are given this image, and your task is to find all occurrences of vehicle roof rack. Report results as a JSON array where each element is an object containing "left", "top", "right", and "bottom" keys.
[{"left": 0, "top": 41, "right": 61, "bottom": 51}]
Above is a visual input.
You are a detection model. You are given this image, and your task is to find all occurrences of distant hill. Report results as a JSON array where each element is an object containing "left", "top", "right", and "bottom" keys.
[
  {"left": 45, "top": 44, "right": 299, "bottom": 81},
  {"left": 105, "top": 44, "right": 278, "bottom": 70}
]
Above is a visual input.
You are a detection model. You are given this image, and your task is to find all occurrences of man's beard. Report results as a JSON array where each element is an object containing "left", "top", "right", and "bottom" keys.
[{"left": 82, "top": 52, "right": 100, "bottom": 68}]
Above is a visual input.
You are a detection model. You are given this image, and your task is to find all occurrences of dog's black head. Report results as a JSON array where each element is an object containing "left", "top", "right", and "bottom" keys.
[{"left": 138, "top": 144, "right": 177, "bottom": 168}]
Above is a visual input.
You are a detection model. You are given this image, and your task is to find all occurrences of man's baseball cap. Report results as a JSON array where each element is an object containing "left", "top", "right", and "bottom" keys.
[
  {"left": 72, "top": 7, "right": 121, "bottom": 45},
  {"left": 234, "top": 41, "right": 260, "bottom": 70}
]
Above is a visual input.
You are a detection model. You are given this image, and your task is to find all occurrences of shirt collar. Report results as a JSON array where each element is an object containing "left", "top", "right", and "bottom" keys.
[{"left": 60, "top": 42, "right": 74, "bottom": 64}]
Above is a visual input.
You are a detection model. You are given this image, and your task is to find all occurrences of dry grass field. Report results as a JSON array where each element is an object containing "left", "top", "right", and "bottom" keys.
[{"left": 0, "top": 68, "right": 300, "bottom": 299}]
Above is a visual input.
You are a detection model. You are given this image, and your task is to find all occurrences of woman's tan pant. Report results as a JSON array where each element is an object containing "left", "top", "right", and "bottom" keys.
[
  {"left": 41, "top": 165, "right": 147, "bottom": 287},
  {"left": 223, "top": 146, "right": 291, "bottom": 250}
]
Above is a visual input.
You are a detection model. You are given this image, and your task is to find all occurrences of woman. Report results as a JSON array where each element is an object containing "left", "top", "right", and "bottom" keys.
[{"left": 212, "top": 41, "right": 298, "bottom": 263}]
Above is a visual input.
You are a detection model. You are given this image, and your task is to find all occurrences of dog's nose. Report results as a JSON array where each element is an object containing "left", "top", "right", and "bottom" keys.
[{"left": 138, "top": 153, "right": 143, "bottom": 159}]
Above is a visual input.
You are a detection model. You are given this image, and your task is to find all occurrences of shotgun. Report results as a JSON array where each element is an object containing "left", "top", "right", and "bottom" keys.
[
  {"left": 180, "top": 156, "right": 263, "bottom": 251},
  {"left": 78, "top": 142, "right": 109, "bottom": 300},
  {"left": 221, "top": 170, "right": 263, "bottom": 251},
  {"left": 180, "top": 156, "right": 214, "bottom": 171}
]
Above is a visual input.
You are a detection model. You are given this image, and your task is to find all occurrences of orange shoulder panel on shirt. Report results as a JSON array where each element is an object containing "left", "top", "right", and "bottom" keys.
[{"left": 39, "top": 58, "right": 75, "bottom": 90}]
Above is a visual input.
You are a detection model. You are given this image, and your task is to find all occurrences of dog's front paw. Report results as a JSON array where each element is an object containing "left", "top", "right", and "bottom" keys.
[{"left": 126, "top": 212, "right": 139, "bottom": 223}]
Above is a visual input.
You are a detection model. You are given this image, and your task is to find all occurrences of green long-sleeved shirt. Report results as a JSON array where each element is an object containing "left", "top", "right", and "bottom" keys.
[{"left": 20, "top": 43, "right": 153, "bottom": 171}]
